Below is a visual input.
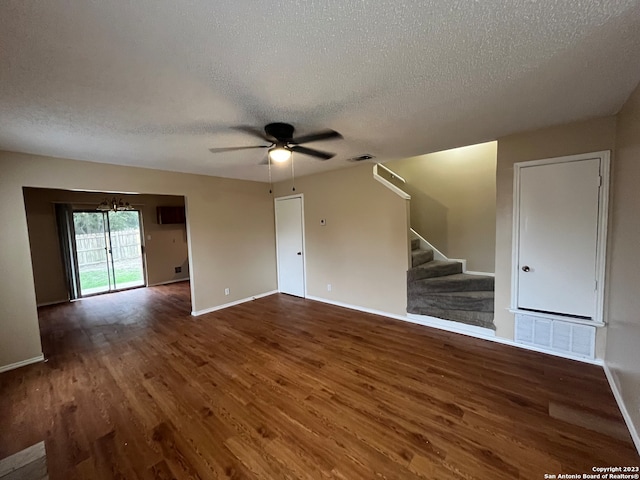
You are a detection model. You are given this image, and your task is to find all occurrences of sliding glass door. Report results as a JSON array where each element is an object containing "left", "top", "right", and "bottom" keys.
[
  {"left": 72, "top": 211, "right": 145, "bottom": 296},
  {"left": 73, "top": 212, "right": 111, "bottom": 295},
  {"left": 106, "top": 211, "right": 145, "bottom": 291}
]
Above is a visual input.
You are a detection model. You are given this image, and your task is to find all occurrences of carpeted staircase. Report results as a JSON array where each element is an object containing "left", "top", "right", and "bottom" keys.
[{"left": 407, "top": 238, "right": 495, "bottom": 330}]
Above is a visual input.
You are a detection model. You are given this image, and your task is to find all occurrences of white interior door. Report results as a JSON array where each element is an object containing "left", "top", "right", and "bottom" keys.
[
  {"left": 517, "top": 158, "right": 601, "bottom": 318},
  {"left": 275, "top": 196, "right": 305, "bottom": 297}
]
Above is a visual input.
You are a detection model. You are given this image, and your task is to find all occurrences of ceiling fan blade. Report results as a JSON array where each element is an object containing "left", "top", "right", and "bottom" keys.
[
  {"left": 290, "top": 145, "right": 335, "bottom": 160},
  {"left": 290, "top": 129, "right": 342, "bottom": 145},
  {"left": 232, "top": 125, "right": 273, "bottom": 142},
  {"left": 209, "top": 145, "right": 269, "bottom": 153}
]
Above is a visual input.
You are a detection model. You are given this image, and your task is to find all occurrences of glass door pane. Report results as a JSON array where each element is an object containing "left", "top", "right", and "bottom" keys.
[
  {"left": 107, "top": 210, "right": 145, "bottom": 290},
  {"left": 73, "top": 212, "right": 112, "bottom": 296}
]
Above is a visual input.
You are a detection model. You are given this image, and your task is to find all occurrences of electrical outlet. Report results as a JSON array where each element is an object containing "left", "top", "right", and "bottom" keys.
[
  {"left": 175, "top": 266, "right": 182, "bottom": 273},
  {"left": 224, "top": 288, "right": 230, "bottom": 296},
  {"left": 327, "top": 284, "right": 332, "bottom": 292}
]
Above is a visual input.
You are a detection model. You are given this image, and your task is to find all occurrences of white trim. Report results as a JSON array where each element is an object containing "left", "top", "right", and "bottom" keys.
[
  {"left": 184, "top": 196, "right": 197, "bottom": 318},
  {"left": 465, "top": 271, "right": 495, "bottom": 277},
  {"left": 306, "top": 295, "right": 410, "bottom": 322},
  {"left": 411, "top": 229, "right": 489, "bottom": 275},
  {"left": 191, "top": 290, "right": 277, "bottom": 316},
  {"left": 595, "top": 152, "right": 610, "bottom": 325},
  {"left": 511, "top": 150, "right": 610, "bottom": 324},
  {"left": 488, "top": 334, "right": 603, "bottom": 365},
  {"left": 373, "top": 164, "right": 411, "bottom": 199},
  {"left": 287, "top": 296, "right": 636, "bottom": 446},
  {"left": 306, "top": 295, "right": 604, "bottom": 365},
  {"left": 449, "top": 258, "right": 467, "bottom": 272},
  {"left": 509, "top": 308, "right": 605, "bottom": 327},
  {"left": 405, "top": 313, "right": 603, "bottom": 365},
  {"left": 449, "top": 261, "right": 496, "bottom": 277},
  {"left": 406, "top": 312, "right": 496, "bottom": 337},
  {"left": 376, "top": 163, "right": 407, "bottom": 183},
  {"left": 0, "top": 441, "right": 46, "bottom": 477},
  {"left": 37, "top": 299, "right": 68, "bottom": 307},
  {"left": 274, "top": 194, "right": 307, "bottom": 298},
  {"left": 410, "top": 228, "right": 447, "bottom": 261},
  {"left": 148, "top": 278, "right": 190, "bottom": 287},
  {"left": 0, "top": 354, "right": 45, "bottom": 373},
  {"left": 274, "top": 193, "right": 304, "bottom": 201},
  {"left": 603, "top": 364, "right": 640, "bottom": 455}
]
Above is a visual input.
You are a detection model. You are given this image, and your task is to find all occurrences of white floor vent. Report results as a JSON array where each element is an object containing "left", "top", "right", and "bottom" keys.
[{"left": 515, "top": 313, "right": 596, "bottom": 359}]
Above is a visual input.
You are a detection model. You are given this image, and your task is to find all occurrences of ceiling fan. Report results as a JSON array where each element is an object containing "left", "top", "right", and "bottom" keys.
[{"left": 208, "top": 122, "right": 343, "bottom": 164}]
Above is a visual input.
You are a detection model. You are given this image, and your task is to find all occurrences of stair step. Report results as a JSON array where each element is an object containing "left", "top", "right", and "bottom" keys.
[
  {"left": 407, "top": 260, "right": 463, "bottom": 282},
  {"left": 407, "top": 306, "right": 496, "bottom": 330},
  {"left": 407, "top": 291, "right": 494, "bottom": 312},
  {"left": 408, "top": 273, "right": 494, "bottom": 293},
  {"left": 411, "top": 248, "right": 434, "bottom": 267},
  {"left": 411, "top": 238, "right": 420, "bottom": 251}
]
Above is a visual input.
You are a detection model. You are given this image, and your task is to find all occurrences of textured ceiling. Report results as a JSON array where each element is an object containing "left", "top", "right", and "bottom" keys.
[{"left": 1, "top": 1, "right": 640, "bottom": 182}]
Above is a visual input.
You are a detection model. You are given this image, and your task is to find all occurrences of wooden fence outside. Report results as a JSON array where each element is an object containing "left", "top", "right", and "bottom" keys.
[{"left": 75, "top": 229, "right": 141, "bottom": 266}]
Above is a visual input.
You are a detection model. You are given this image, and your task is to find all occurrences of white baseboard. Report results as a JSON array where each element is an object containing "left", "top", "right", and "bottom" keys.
[
  {"left": 603, "top": 364, "right": 640, "bottom": 455},
  {"left": 480, "top": 330, "right": 603, "bottom": 365},
  {"left": 305, "top": 295, "right": 410, "bottom": 323},
  {"left": 148, "top": 278, "right": 190, "bottom": 287},
  {"left": 406, "top": 312, "right": 603, "bottom": 365},
  {"left": 191, "top": 290, "right": 278, "bottom": 316},
  {"left": 0, "top": 440, "right": 46, "bottom": 478},
  {"left": 465, "top": 271, "right": 495, "bottom": 277},
  {"left": 306, "top": 295, "right": 603, "bottom": 366},
  {"left": 410, "top": 228, "right": 447, "bottom": 261},
  {"left": 449, "top": 258, "right": 467, "bottom": 272},
  {"left": 406, "top": 312, "right": 496, "bottom": 337},
  {"left": 37, "top": 299, "right": 68, "bottom": 307},
  {"left": 0, "top": 354, "right": 45, "bottom": 373},
  {"left": 306, "top": 296, "right": 491, "bottom": 339},
  {"left": 201, "top": 293, "right": 633, "bottom": 452}
]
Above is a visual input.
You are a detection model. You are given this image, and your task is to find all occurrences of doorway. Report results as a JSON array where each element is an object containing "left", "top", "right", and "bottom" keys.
[
  {"left": 72, "top": 210, "right": 146, "bottom": 296},
  {"left": 511, "top": 151, "right": 609, "bottom": 323},
  {"left": 275, "top": 195, "right": 306, "bottom": 297}
]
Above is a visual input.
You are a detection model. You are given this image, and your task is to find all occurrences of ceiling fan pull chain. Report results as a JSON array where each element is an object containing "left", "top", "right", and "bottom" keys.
[
  {"left": 291, "top": 152, "right": 296, "bottom": 192},
  {"left": 268, "top": 155, "right": 273, "bottom": 194}
]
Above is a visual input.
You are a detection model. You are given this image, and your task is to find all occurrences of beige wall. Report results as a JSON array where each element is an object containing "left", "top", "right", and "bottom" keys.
[
  {"left": 606, "top": 82, "right": 640, "bottom": 448},
  {"left": 273, "top": 164, "right": 410, "bottom": 316},
  {"left": 495, "top": 116, "right": 617, "bottom": 351},
  {"left": 0, "top": 150, "right": 277, "bottom": 369},
  {"left": 387, "top": 142, "right": 497, "bottom": 272},
  {"left": 23, "top": 188, "right": 190, "bottom": 306}
]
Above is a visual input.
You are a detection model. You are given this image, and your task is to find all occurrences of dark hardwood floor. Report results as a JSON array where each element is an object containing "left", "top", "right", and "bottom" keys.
[{"left": 0, "top": 282, "right": 637, "bottom": 479}]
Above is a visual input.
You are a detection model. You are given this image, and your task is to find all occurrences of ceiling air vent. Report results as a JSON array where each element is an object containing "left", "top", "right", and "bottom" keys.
[{"left": 348, "top": 154, "right": 376, "bottom": 162}]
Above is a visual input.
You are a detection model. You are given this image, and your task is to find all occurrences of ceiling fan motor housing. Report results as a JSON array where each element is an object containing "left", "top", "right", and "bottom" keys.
[
  {"left": 265, "top": 122, "right": 295, "bottom": 142},
  {"left": 209, "top": 122, "right": 340, "bottom": 161}
]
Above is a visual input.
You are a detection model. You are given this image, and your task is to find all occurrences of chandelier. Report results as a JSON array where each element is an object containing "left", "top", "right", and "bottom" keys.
[{"left": 96, "top": 197, "right": 134, "bottom": 212}]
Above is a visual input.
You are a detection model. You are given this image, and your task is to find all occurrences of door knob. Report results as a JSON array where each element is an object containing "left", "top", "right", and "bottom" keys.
[
  {"left": 297, "top": 252, "right": 302, "bottom": 255},
  {"left": 522, "top": 266, "right": 530, "bottom": 272}
]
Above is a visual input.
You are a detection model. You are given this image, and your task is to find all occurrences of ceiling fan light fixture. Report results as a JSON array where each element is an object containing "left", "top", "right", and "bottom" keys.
[{"left": 269, "top": 147, "right": 291, "bottom": 163}]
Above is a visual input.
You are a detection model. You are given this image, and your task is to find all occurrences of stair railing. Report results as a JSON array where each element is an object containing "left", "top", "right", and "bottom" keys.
[
  {"left": 410, "top": 228, "right": 448, "bottom": 262},
  {"left": 373, "top": 164, "right": 411, "bottom": 199},
  {"left": 374, "top": 163, "right": 452, "bottom": 264}
]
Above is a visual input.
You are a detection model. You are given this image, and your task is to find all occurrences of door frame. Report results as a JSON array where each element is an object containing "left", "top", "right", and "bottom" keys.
[
  {"left": 71, "top": 208, "right": 147, "bottom": 297},
  {"left": 510, "top": 150, "right": 610, "bottom": 325},
  {"left": 274, "top": 193, "right": 307, "bottom": 298}
]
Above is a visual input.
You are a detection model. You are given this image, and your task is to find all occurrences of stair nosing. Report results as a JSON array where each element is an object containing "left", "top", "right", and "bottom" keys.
[
  {"left": 411, "top": 260, "right": 461, "bottom": 269},
  {"left": 417, "top": 291, "right": 494, "bottom": 297}
]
